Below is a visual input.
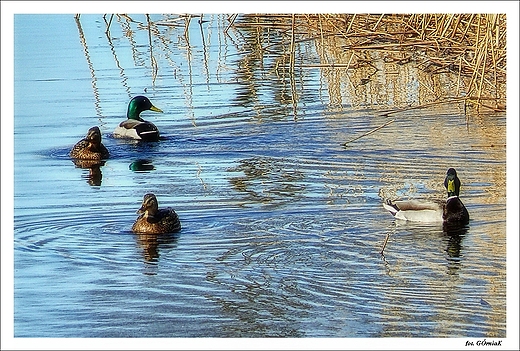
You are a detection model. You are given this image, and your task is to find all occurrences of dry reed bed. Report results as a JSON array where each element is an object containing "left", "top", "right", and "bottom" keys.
[{"left": 232, "top": 14, "right": 506, "bottom": 112}]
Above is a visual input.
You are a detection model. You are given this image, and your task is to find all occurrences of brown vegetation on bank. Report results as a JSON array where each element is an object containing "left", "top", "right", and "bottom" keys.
[{"left": 231, "top": 14, "right": 506, "bottom": 112}]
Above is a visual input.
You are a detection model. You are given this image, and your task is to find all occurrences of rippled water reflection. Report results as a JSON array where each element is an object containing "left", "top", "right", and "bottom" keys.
[{"left": 12, "top": 14, "right": 507, "bottom": 339}]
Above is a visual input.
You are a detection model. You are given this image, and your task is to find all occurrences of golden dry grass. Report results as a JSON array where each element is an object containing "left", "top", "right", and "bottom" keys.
[{"left": 233, "top": 14, "right": 506, "bottom": 112}]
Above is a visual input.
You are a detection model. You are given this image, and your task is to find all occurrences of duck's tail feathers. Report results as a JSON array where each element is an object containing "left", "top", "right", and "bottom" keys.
[{"left": 382, "top": 199, "right": 399, "bottom": 216}]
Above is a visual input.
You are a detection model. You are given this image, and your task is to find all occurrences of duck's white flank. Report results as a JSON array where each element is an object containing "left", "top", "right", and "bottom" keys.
[
  {"left": 382, "top": 199, "right": 444, "bottom": 222},
  {"left": 113, "top": 125, "right": 141, "bottom": 140}
]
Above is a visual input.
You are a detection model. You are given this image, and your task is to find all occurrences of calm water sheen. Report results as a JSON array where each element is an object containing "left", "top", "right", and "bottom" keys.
[{"left": 13, "top": 14, "right": 506, "bottom": 338}]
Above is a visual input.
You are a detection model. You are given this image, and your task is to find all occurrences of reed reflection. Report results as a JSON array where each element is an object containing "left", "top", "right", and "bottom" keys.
[
  {"left": 74, "top": 15, "right": 103, "bottom": 121},
  {"left": 74, "top": 14, "right": 505, "bottom": 129},
  {"left": 206, "top": 266, "right": 307, "bottom": 337},
  {"left": 230, "top": 21, "right": 302, "bottom": 119},
  {"left": 228, "top": 157, "right": 305, "bottom": 207},
  {"left": 104, "top": 17, "right": 131, "bottom": 96}
]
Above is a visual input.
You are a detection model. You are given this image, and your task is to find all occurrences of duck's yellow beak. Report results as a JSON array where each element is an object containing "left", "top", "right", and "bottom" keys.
[
  {"left": 150, "top": 105, "right": 163, "bottom": 113},
  {"left": 447, "top": 179, "right": 456, "bottom": 194}
]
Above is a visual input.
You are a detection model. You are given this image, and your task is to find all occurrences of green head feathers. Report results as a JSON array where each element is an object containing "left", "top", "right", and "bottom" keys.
[{"left": 127, "top": 96, "right": 163, "bottom": 120}]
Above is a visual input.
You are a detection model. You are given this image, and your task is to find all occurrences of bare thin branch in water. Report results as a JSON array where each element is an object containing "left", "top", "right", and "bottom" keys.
[
  {"left": 343, "top": 119, "right": 395, "bottom": 146},
  {"left": 380, "top": 233, "right": 390, "bottom": 255}
]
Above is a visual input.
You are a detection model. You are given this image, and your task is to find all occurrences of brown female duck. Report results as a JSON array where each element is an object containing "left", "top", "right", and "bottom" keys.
[
  {"left": 70, "top": 126, "right": 109, "bottom": 160},
  {"left": 132, "top": 193, "right": 181, "bottom": 234}
]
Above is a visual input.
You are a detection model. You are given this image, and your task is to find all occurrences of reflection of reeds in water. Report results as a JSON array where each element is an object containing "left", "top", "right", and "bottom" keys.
[
  {"left": 228, "top": 157, "right": 306, "bottom": 207},
  {"left": 232, "top": 14, "right": 506, "bottom": 112},
  {"left": 76, "top": 14, "right": 505, "bottom": 117},
  {"left": 74, "top": 15, "right": 104, "bottom": 122}
]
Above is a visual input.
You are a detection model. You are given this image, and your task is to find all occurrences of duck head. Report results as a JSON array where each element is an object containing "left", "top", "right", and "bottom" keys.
[
  {"left": 127, "top": 96, "right": 163, "bottom": 121},
  {"left": 86, "top": 126, "right": 102, "bottom": 146},
  {"left": 137, "top": 193, "right": 159, "bottom": 218},
  {"left": 444, "top": 168, "right": 461, "bottom": 197}
]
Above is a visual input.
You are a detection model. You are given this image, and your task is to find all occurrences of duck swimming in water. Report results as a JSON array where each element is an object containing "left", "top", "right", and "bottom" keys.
[
  {"left": 70, "top": 126, "right": 109, "bottom": 160},
  {"left": 113, "top": 96, "right": 163, "bottom": 141},
  {"left": 382, "top": 168, "right": 469, "bottom": 224},
  {"left": 132, "top": 193, "right": 182, "bottom": 234}
]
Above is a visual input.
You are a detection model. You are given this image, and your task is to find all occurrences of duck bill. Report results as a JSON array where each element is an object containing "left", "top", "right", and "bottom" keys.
[
  {"left": 446, "top": 179, "right": 457, "bottom": 197},
  {"left": 150, "top": 105, "right": 163, "bottom": 113}
]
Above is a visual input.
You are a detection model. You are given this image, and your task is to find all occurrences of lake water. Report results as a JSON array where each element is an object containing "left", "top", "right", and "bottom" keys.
[{"left": 11, "top": 14, "right": 508, "bottom": 343}]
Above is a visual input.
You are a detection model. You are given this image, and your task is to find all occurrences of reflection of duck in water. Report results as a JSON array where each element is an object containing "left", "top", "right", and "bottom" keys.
[
  {"left": 136, "top": 234, "right": 161, "bottom": 262},
  {"left": 129, "top": 159, "right": 155, "bottom": 172},
  {"left": 113, "top": 96, "right": 163, "bottom": 141},
  {"left": 70, "top": 126, "right": 109, "bottom": 160},
  {"left": 132, "top": 193, "right": 182, "bottom": 234},
  {"left": 382, "top": 168, "right": 469, "bottom": 225},
  {"left": 135, "top": 232, "right": 180, "bottom": 264},
  {"left": 71, "top": 158, "right": 105, "bottom": 186},
  {"left": 87, "top": 163, "right": 103, "bottom": 186}
]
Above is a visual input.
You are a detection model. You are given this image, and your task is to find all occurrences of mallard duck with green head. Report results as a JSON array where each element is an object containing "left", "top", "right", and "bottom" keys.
[
  {"left": 113, "top": 96, "right": 163, "bottom": 141},
  {"left": 382, "top": 168, "right": 469, "bottom": 224},
  {"left": 132, "top": 193, "right": 181, "bottom": 234},
  {"left": 70, "top": 126, "right": 109, "bottom": 160}
]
